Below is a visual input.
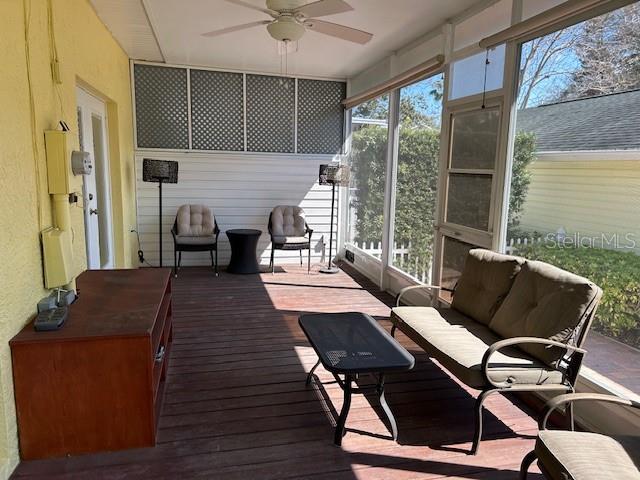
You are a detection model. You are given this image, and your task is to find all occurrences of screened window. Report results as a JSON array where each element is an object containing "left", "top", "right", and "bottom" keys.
[
  {"left": 391, "top": 74, "right": 444, "bottom": 281},
  {"left": 449, "top": 45, "right": 505, "bottom": 100},
  {"left": 347, "top": 95, "right": 389, "bottom": 258},
  {"left": 504, "top": 2, "right": 640, "bottom": 393}
]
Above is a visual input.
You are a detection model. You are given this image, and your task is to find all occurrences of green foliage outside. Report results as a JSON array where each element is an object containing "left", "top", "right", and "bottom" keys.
[
  {"left": 350, "top": 124, "right": 536, "bottom": 277},
  {"left": 349, "top": 125, "right": 388, "bottom": 246},
  {"left": 514, "top": 243, "right": 640, "bottom": 349},
  {"left": 507, "top": 132, "right": 536, "bottom": 233}
]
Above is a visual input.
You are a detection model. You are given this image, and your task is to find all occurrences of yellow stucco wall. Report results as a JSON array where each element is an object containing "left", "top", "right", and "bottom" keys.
[
  {"left": 519, "top": 157, "right": 640, "bottom": 253},
  {"left": 0, "top": 0, "right": 136, "bottom": 476}
]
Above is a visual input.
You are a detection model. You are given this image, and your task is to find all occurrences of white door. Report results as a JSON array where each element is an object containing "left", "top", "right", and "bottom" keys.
[
  {"left": 76, "top": 87, "right": 114, "bottom": 269},
  {"left": 434, "top": 98, "right": 504, "bottom": 301}
]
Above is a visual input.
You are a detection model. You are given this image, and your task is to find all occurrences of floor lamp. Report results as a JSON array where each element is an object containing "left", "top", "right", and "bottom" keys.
[
  {"left": 143, "top": 159, "right": 178, "bottom": 267},
  {"left": 319, "top": 164, "right": 350, "bottom": 274}
]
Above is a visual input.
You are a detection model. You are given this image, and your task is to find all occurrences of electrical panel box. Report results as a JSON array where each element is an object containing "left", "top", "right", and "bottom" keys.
[
  {"left": 44, "top": 130, "right": 72, "bottom": 194},
  {"left": 41, "top": 228, "right": 74, "bottom": 288}
]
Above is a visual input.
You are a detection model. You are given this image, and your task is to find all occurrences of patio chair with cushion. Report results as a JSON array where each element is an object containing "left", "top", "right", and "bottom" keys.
[
  {"left": 390, "top": 249, "right": 602, "bottom": 454},
  {"left": 171, "top": 204, "right": 220, "bottom": 277},
  {"left": 268, "top": 205, "right": 313, "bottom": 274},
  {"left": 520, "top": 393, "right": 640, "bottom": 479}
]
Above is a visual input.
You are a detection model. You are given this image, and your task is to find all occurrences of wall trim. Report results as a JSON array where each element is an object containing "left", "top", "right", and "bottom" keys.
[
  {"left": 132, "top": 59, "right": 347, "bottom": 82},
  {"left": 535, "top": 150, "right": 640, "bottom": 162}
]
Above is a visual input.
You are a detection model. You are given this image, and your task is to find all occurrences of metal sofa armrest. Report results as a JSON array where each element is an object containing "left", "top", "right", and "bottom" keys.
[
  {"left": 396, "top": 284, "right": 448, "bottom": 307},
  {"left": 540, "top": 393, "right": 640, "bottom": 430},
  {"left": 482, "top": 337, "right": 587, "bottom": 389}
]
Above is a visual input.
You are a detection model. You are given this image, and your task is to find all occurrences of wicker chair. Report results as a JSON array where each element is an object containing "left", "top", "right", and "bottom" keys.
[
  {"left": 171, "top": 204, "right": 220, "bottom": 277},
  {"left": 268, "top": 206, "right": 313, "bottom": 274},
  {"left": 520, "top": 393, "right": 640, "bottom": 479}
]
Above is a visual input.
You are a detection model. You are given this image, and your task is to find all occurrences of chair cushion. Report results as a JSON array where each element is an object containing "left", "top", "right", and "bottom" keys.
[
  {"left": 536, "top": 430, "right": 640, "bottom": 480},
  {"left": 489, "top": 260, "right": 602, "bottom": 366},
  {"left": 175, "top": 235, "right": 216, "bottom": 246},
  {"left": 176, "top": 205, "right": 215, "bottom": 236},
  {"left": 271, "top": 206, "right": 306, "bottom": 237},
  {"left": 451, "top": 249, "right": 524, "bottom": 325},
  {"left": 272, "top": 235, "right": 309, "bottom": 245},
  {"left": 390, "top": 306, "right": 564, "bottom": 389}
]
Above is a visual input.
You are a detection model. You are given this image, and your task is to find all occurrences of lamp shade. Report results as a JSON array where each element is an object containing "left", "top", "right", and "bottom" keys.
[
  {"left": 143, "top": 158, "right": 178, "bottom": 184},
  {"left": 319, "top": 164, "right": 350, "bottom": 186}
]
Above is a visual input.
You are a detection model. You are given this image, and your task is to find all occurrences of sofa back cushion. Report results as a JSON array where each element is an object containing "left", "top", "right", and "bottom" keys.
[
  {"left": 452, "top": 249, "right": 524, "bottom": 325},
  {"left": 270, "top": 205, "right": 306, "bottom": 237},
  {"left": 489, "top": 260, "right": 602, "bottom": 366},
  {"left": 176, "top": 204, "right": 214, "bottom": 236}
]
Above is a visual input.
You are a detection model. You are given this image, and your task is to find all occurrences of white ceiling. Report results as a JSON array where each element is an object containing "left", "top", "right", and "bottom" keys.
[
  {"left": 92, "top": 0, "right": 482, "bottom": 79},
  {"left": 91, "top": 0, "right": 163, "bottom": 62}
]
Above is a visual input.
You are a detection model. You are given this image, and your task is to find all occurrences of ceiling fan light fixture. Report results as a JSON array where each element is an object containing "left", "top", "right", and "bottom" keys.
[{"left": 267, "top": 17, "right": 305, "bottom": 42}]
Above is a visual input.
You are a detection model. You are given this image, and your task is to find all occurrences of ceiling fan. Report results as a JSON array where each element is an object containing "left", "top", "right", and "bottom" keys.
[{"left": 201, "top": 0, "right": 373, "bottom": 45}]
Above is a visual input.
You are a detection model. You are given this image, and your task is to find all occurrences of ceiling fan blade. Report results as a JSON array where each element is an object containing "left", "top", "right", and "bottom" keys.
[
  {"left": 224, "top": 0, "right": 278, "bottom": 17},
  {"left": 304, "top": 19, "right": 372, "bottom": 44},
  {"left": 201, "top": 20, "right": 270, "bottom": 38},
  {"left": 294, "top": 0, "right": 353, "bottom": 18}
]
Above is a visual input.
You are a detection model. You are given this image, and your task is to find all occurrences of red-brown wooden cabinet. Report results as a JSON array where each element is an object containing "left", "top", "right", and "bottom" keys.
[{"left": 10, "top": 268, "right": 172, "bottom": 460}]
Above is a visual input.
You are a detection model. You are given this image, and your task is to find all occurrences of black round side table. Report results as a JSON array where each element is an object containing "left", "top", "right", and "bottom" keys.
[{"left": 226, "top": 229, "right": 262, "bottom": 274}]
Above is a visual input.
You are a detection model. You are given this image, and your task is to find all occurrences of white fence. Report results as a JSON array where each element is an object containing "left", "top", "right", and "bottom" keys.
[
  {"left": 505, "top": 236, "right": 544, "bottom": 254},
  {"left": 352, "top": 236, "right": 548, "bottom": 282},
  {"left": 351, "top": 241, "right": 432, "bottom": 283}
]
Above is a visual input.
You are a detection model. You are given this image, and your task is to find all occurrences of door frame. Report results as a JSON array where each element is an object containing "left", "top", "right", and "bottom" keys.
[{"left": 76, "top": 86, "right": 115, "bottom": 269}]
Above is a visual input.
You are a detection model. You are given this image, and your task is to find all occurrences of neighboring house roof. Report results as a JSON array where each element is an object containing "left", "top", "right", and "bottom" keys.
[{"left": 517, "top": 89, "right": 640, "bottom": 152}]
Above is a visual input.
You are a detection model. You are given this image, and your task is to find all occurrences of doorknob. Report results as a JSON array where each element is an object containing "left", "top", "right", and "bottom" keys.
[{"left": 90, "top": 208, "right": 98, "bottom": 216}]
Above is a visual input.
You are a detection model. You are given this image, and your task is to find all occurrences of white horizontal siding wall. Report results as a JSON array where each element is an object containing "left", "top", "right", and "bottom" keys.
[
  {"left": 135, "top": 150, "right": 340, "bottom": 267},
  {"left": 518, "top": 156, "right": 640, "bottom": 253}
]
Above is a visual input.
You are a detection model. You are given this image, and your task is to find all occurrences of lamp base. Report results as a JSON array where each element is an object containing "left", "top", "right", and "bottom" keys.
[{"left": 319, "top": 266, "right": 340, "bottom": 274}]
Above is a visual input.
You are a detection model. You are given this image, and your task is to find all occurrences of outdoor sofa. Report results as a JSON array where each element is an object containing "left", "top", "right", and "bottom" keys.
[{"left": 390, "top": 249, "right": 602, "bottom": 454}]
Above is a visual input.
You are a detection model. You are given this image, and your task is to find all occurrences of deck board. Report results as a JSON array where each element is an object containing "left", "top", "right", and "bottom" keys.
[{"left": 12, "top": 263, "right": 543, "bottom": 479}]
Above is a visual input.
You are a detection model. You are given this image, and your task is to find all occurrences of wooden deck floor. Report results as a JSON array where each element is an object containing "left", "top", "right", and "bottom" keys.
[{"left": 13, "top": 263, "right": 543, "bottom": 479}]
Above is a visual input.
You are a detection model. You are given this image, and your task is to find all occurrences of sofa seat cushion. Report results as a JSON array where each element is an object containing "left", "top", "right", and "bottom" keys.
[
  {"left": 175, "top": 235, "right": 216, "bottom": 246},
  {"left": 391, "top": 306, "right": 564, "bottom": 389},
  {"left": 536, "top": 430, "right": 640, "bottom": 480},
  {"left": 272, "top": 235, "right": 309, "bottom": 245},
  {"left": 489, "top": 260, "right": 602, "bottom": 366},
  {"left": 451, "top": 249, "right": 524, "bottom": 325}
]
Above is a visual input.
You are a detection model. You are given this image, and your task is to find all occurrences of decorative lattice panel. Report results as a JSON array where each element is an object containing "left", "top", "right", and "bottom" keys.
[
  {"left": 297, "top": 79, "right": 346, "bottom": 154},
  {"left": 246, "top": 74, "right": 295, "bottom": 153},
  {"left": 134, "top": 64, "right": 189, "bottom": 149},
  {"left": 190, "top": 69, "right": 244, "bottom": 151}
]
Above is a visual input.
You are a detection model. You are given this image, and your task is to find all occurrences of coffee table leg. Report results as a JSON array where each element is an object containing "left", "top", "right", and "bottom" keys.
[
  {"left": 334, "top": 374, "right": 353, "bottom": 446},
  {"left": 376, "top": 374, "right": 398, "bottom": 441},
  {"left": 306, "top": 359, "right": 321, "bottom": 386}
]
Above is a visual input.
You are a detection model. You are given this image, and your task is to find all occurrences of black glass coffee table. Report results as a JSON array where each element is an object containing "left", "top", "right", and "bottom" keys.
[{"left": 299, "top": 312, "right": 415, "bottom": 445}]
